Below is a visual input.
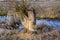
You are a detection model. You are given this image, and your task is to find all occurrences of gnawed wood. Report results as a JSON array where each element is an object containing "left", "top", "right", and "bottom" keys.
[{"left": 21, "top": 9, "right": 36, "bottom": 32}]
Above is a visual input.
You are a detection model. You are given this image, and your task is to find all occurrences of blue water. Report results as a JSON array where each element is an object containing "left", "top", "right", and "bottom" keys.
[
  {"left": 0, "top": 16, "right": 60, "bottom": 29},
  {"left": 36, "top": 19, "right": 60, "bottom": 29},
  {"left": 0, "top": 16, "right": 7, "bottom": 23}
]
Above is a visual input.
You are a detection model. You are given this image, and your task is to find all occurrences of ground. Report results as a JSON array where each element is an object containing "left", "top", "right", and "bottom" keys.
[{"left": 0, "top": 24, "right": 60, "bottom": 40}]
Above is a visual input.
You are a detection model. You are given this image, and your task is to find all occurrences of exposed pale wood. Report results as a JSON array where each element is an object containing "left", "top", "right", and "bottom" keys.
[{"left": 21, "top": 10, "right": 36, "bottom": 32}]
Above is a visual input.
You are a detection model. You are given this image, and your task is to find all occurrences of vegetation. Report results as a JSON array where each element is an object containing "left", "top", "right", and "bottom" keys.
[
  {"left": 15, "top": 0, "right": 27, "bottom": 19},
  {"left": 36, "top": 5, "right": 60, "bottom": 19},
  {"left": 15, "top": 0, "right": 36, "bottom": 31},
  {"left": 0, "top": 0, "right": 60, "bottom": 40},
  {"left": 0, "top": 11, "right": 7, "bottom": 16},
  {"left": 0, "top": 24, "right": 60, "bottom": 40}
]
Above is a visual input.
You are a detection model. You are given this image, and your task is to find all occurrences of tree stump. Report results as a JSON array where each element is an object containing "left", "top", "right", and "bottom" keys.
[{"left": 21, "top": 10, "right": 36, "bottom": 32}]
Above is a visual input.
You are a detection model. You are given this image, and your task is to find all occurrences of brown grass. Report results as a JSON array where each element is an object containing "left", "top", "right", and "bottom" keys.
[
  {"left": 16, "top": 24, "right": 60, "bottom": 40},
  {"left": 0, "top": 24, "right": 60, "bottom": 40}
]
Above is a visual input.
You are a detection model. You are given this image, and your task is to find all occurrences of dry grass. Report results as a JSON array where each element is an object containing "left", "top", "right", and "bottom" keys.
[
  {"left": 16, "top": 24, "right": 60, "bottom": 40},
  {"left": 0, "top": 24, "right": 60, "bottom": 40}
]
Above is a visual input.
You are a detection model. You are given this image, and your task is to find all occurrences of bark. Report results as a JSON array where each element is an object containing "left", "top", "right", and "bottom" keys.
[{"left": 21, "top": 10, "right": 36, "bottom": 32}]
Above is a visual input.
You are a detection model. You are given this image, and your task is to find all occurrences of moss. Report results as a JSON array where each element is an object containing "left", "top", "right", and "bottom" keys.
[{"left": 0, "top": 11, "right": 7, "bottom": 16}]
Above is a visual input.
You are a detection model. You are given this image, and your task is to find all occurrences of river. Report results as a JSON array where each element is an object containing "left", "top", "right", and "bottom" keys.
[{"left": 0, "top": 16, "right": 60, "bottom": 29}]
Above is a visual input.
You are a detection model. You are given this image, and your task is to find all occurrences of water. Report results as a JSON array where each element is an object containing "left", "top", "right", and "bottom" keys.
[
  {"left": 0, "top": 16, "right": 60, "bottom": 29},
  {"left": 0, "top": 16, "right": 7, "bottom": 23},
  {"left": 36, "top": 19, "right": 60, "bottom": 29}
]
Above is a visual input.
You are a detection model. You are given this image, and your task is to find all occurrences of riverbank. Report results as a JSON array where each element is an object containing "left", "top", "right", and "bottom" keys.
[
  {"left": 0, "top": 24, "right": 60, "bottom": 40},
  {"left": 0, "top": 11, "right": 7, "bottom": 16}
]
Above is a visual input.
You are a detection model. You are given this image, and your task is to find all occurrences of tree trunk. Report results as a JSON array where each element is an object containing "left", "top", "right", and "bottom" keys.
[{"left": 21, "top": 10, "right": 36, "bottom": 32}]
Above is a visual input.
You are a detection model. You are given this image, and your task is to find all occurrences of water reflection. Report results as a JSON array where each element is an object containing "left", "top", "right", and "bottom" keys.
[{"left": 0, "top": 16, "right": 60, "bottom": 29}]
